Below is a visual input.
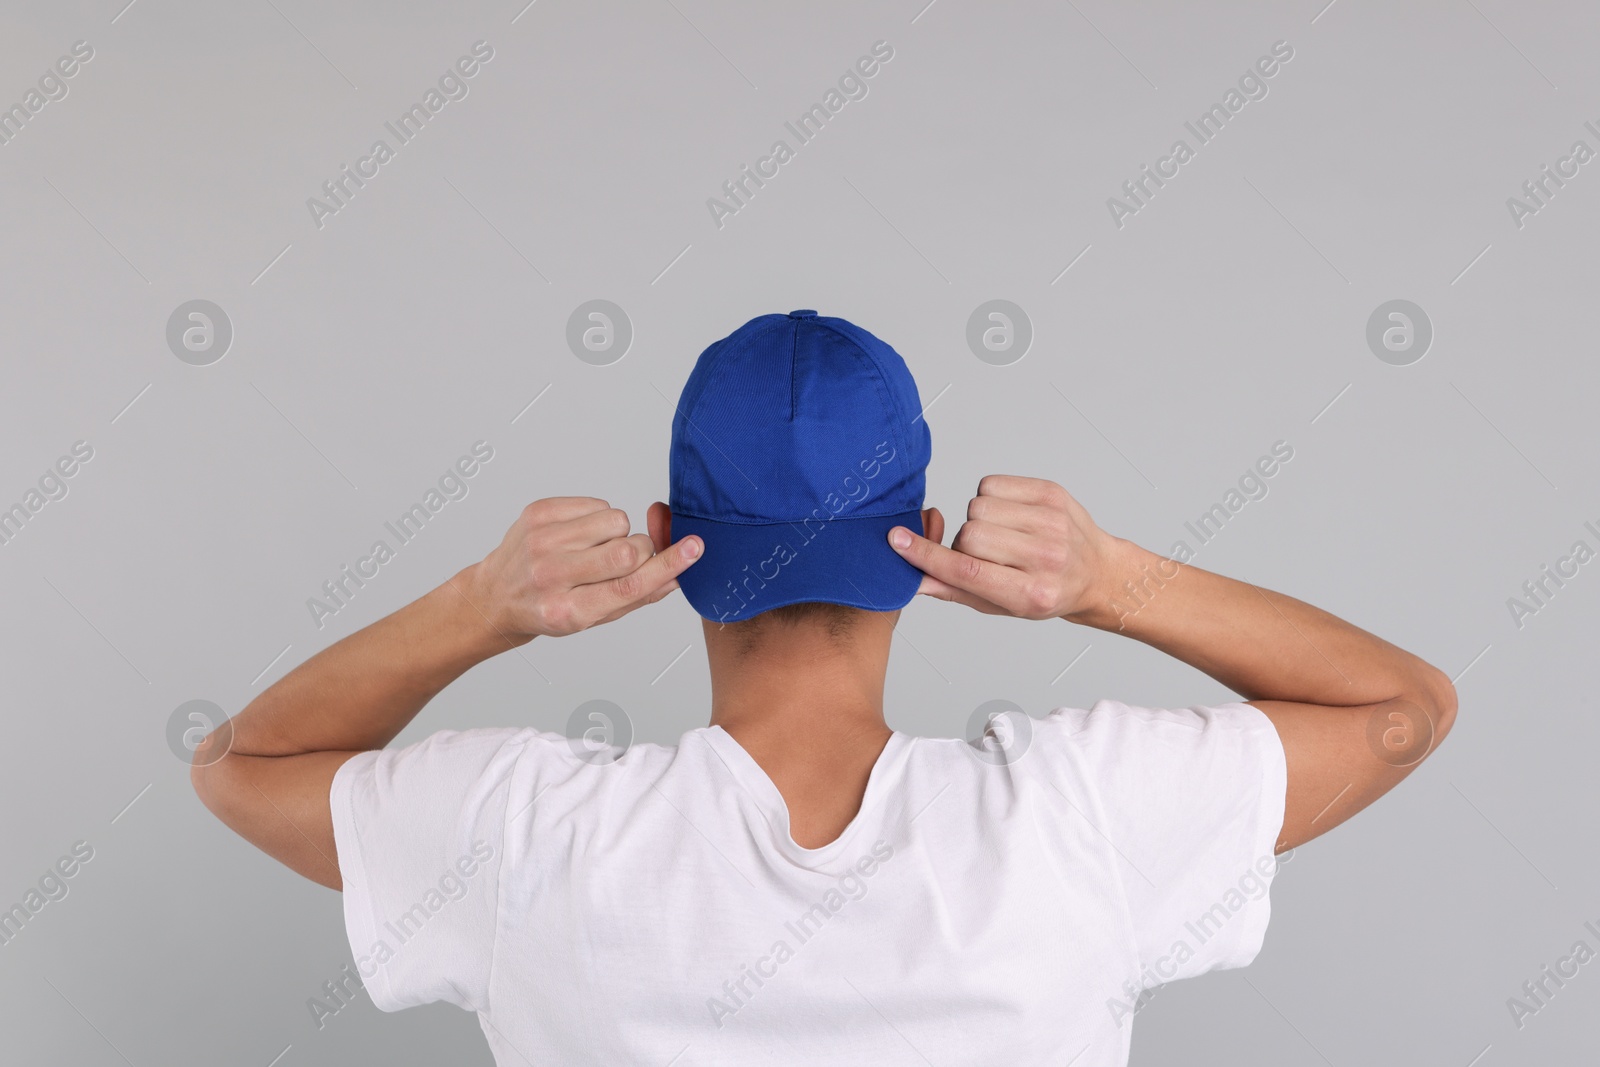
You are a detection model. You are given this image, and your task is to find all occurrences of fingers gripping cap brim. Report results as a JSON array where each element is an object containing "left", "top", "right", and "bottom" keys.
[{"left": 672, "top": 509, "right": 925, "bottom": 623}]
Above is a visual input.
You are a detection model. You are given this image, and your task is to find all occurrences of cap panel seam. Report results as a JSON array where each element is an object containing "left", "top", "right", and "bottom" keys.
[{"left": 790, "top": 320, "right": 799, "bottom": 422}]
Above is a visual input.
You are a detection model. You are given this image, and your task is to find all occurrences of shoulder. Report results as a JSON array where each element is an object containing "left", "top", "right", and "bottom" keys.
[
  {"left": 1040, "top": 698, "right": 1265, "bottom": 736},
  {"left": 1031, "top": 699, "right": 1275, "bottom": 768}
]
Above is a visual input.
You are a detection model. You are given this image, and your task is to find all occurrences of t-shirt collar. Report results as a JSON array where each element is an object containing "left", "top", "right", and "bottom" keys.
[{"left": 699, "top": 725, "right": 909, "bottom": 868}]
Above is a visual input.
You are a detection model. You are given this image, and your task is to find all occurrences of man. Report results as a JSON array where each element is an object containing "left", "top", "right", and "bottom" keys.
[{"left": 193, "top": 310, "right": 1456, "bottom": 1065}]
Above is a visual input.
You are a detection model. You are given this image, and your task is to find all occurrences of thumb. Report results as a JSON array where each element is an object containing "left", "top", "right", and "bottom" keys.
[{"left": 890, "top": 528, "right": 1011, "bottom": 615}]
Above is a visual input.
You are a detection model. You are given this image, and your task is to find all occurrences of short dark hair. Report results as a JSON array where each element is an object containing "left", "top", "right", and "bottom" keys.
[{"left": 723, "top": 601, "right": 869, "bottom": 651}]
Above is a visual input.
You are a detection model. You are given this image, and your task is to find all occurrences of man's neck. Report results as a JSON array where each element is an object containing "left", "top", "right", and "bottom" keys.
[{"left": 702, "top": 612, "right": 897, "bottom": 847}]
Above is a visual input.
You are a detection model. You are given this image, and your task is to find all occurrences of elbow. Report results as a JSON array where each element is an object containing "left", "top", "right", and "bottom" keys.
[
  {"left": 1419, "top": 663, "right": 1458, "bottom": 752},
  {"left": 188, "top": 729, "right": 235, "bottom": 820},
  {"left": 189, "top": 758, "right": 217, "bottom": 816}
]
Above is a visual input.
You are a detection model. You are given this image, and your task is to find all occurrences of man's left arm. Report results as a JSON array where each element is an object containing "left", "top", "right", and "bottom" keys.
[{"left": 190, "top": 497, "right": 701, "bottom": 889}]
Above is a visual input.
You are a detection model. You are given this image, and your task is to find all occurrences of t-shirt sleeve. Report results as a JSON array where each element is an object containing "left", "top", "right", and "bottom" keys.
[
  {"left": 1033, "top": 699, "right": 1288, "bottom": 983},
  {"left": 329, "top": 727, "right": 528, "bottom": 1014}
]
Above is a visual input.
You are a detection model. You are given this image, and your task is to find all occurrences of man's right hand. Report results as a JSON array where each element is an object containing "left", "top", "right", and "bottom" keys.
[
  {"left": 887, "top": 475, "right": 1120, "bottom": 622},
  {"left": 470, "top": 497, "right": 702, "bottom": 640},
  {"left": 889, "top": 473, "right": 1459, "bottom": 855}
]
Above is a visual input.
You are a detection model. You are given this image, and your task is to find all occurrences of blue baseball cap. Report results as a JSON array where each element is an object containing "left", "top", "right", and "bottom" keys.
[{"left": 669, "top": 310, "right": 932, "bottom": 623}]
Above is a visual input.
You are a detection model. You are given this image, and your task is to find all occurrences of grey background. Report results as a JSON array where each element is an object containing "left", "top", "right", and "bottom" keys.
[{"left": 1, "top": 0, "right": 1595, "bottom": 1063}]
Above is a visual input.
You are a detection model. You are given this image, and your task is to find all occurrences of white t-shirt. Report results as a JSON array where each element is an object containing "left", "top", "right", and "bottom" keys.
[{"left": 330, "top": 699, "right": 1287, "bottom": 1066}]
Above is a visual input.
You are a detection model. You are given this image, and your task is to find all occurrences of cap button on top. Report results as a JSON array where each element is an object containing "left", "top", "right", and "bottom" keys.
[{"left": 788, "top": 309, "right": 817, "bottom": 319}]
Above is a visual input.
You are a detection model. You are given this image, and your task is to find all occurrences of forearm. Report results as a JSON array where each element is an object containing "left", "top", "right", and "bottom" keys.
[
  {"left": 190, "top": 497, "right": 699, "bottom": 890},
  {"left": 225, "top": 564, "right": 523, "bottom": 759},
  {"left": 1070, "top": 539, "right": 1451, "bottom": 712}
]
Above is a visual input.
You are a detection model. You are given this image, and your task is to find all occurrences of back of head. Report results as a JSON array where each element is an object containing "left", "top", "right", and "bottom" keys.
[{"left": 667, "top": 310, "right": 932, "bottom": 631}]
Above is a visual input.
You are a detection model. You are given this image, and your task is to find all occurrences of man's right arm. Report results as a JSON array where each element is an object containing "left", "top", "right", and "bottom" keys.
[
  {"left": 1072, "top": 537, "right": 1455, "bottom": 851},
  {"left": 887, "top": 475, "right": 1457, "bottom": 853}
]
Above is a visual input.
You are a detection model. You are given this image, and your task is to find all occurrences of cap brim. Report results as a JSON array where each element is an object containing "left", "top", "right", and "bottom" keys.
[{"left": 671, "top": 509, "right": 926, "bottom": 623}]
